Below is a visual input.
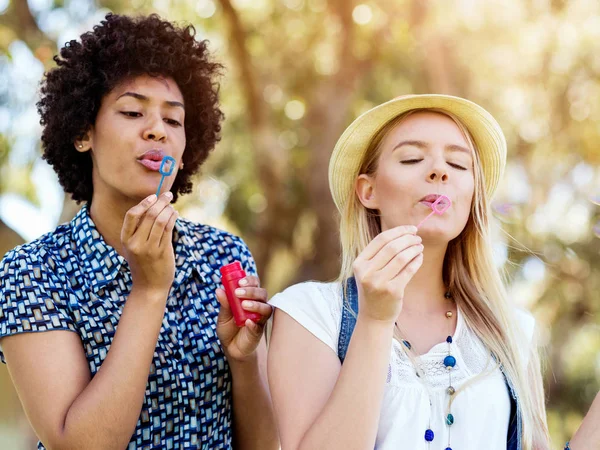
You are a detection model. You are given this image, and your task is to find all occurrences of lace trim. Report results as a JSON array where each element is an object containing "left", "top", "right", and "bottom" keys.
[{"left": 387, "top": 313, "right": 496, "bottom": 390}]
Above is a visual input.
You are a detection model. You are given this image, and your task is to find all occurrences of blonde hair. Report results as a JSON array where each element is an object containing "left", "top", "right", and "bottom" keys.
[{"left": 337, "top": 109, "right": 550, "bottom": 449}]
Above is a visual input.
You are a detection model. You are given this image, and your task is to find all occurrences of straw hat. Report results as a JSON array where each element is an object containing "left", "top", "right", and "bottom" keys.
[{"left": 328, "top": 94, "right": 507, "bottom": 212}]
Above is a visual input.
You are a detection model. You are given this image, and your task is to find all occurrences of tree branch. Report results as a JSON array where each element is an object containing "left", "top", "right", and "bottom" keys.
[
  {"left": 216, "top": 0, "right": 295, "bottom": 276},
  {"left": 217, "top": 0, "right": 265, "bottom": 130},
  {"left": 2, "top": 0, "right": 55, "bottom": 51}
]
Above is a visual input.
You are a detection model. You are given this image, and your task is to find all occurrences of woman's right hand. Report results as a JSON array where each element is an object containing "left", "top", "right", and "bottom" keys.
[
  {"left": 353, "top": 225, "right": 424, "bottom": 324},
  {"left": 120, "top": 192, "right": 178, "bottom": 294}
]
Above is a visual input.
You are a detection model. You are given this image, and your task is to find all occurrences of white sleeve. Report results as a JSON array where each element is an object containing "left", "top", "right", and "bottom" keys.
[{"left": 269, "top": 281, "right": 342, "bottom": 354}]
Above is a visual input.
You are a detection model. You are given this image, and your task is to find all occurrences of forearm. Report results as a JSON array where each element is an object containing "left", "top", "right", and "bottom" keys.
[
  {"left": 54, "top": 286, "right": 168, "bottom": 450},
  {"left": 230, "top": 341, "right": 279, "bottom": 450},
  {"left": 570, "top": 391, "right": 600, "bottom": 450},
  {"left": 298, "top": 316, "right": 393, "bottom": 450}
]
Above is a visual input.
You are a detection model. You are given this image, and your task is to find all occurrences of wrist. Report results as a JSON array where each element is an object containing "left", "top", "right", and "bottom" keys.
[
  {"left": 356, "top": 312, "right": 396, "bottom": 330},
  {"left": 129, "top": 284, "right": 170, "bottom": 304},
  {"left": 355, "top": 314, "right": 396, "bottom": 349},
  {"left": 228, "top": 353, "right": 260, "bottom": 380}
]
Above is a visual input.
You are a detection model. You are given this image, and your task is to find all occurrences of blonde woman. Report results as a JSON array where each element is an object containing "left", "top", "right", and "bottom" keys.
[{"left": 267, "top": 95, "right": 551, "bottom": 449}]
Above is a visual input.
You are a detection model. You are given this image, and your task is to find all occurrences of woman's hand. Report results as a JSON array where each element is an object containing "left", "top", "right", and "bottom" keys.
[
  {"left": 353, "top": 225, "right": 423, "bottom": 324},
  {"left": 121, "top": 192, "right": 178, "bottom": 295},
  {"left": 216, "top": 275, "right": 272, "bottom": 362}
]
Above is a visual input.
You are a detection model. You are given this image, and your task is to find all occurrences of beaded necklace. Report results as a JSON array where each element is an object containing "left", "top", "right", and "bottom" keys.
[{"left": 395, "top": 292, "right": 457, "bottom": 449}]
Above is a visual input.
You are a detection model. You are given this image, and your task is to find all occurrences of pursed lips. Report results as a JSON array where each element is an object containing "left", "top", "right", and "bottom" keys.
[
  {"left": 419, "top": 194, "right": 442, "bottom": 206},
  {"left": 137, "top": 149, "right": 167, "bottom": 172}
]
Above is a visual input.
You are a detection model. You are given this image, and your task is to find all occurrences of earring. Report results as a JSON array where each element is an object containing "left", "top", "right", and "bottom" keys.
[
  {"left": 78, "top": 144, "right": 83, "bottom": 149},
  {"left": 180, "top": 162, "right": 184, "bottom": 169}
]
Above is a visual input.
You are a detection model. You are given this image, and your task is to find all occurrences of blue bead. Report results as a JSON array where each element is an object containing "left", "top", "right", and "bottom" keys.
[
  {"left": 444, "top": 355, "right": 456, "bottom": 368},
  {"left": 402, "top": 340, "right": 411, "bottom": 349},
  {"left": 446, "top": 335, "right": 453, "bottom": 343},
  {"left": 445, "top": 448, "right": 453, "bottom": 450},
  {"left": 424, "top": 429, "right": 434, "bottom": 441},
  {"left": 446, "top": 413, "right": 454, "bottom": 425}
]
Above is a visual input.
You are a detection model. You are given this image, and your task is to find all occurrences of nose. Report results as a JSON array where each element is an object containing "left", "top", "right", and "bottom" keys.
[
  {"left": 143, "top": 114, "right": 167, "bottom": 142},
  {"left": 427, "top": 158, "right": 449, "bottom": 183}
]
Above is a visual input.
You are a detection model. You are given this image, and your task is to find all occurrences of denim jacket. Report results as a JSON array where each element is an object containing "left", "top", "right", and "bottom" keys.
[{"left": 336, "top": 277, "right": 522, "bottom": 450}]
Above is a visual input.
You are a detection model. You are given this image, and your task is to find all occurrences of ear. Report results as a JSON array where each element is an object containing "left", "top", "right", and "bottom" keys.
[
  {"left": 356, "top": 174, "right": 378, "bottom": 209},
  {"left": 74, "top": 127, "right": 94, "bottom": 153}
]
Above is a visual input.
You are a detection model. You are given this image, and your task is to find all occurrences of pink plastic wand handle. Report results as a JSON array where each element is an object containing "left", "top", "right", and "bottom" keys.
[
  {"left": 417, "top": 210, "right": 436, "bottom": 229},
  {"left": 416, "top": 195, "right": 452, "bottom": 229}
]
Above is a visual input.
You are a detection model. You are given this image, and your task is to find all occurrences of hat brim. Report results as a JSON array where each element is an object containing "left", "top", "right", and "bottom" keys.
[{"left": 328, "top": 94, "right": 507, "bottom": 212}]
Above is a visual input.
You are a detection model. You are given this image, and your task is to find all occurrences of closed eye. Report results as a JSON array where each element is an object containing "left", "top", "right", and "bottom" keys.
[
  {"left": 401, "top": 158, "right": 468, "bottom": 170},
  {"left": 164, "top": 118, "right": 182, "bottom": 127},
  {"left": 121, "top": 111, "right": 142, "bottom": 117},
  {"left": 121, "top": 112, "right": 182, "bottom": 127},
  {"left": 448, "top": 162, "right": 468, "bottom": 171}
]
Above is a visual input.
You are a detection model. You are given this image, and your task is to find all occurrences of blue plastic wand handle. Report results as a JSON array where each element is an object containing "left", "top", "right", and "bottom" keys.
[{"left": 156, "top": 156, "right": 176, "bottom": 197}]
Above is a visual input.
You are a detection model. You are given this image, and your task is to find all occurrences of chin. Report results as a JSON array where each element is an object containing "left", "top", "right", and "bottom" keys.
[
  {"left": 124, "top": 187, "right": 158, "bottom": 201},
  {"left": 418, "top": 225, "right": 458, "bottom": 243}
]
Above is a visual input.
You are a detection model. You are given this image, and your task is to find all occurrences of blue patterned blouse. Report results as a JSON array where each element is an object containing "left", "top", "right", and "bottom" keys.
[{"left": 0, "top": 204, "right": 257, "bottom": 449}]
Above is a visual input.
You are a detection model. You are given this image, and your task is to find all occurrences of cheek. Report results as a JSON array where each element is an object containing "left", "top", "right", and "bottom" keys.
[
  {"left": 457, "top": 172, "right": 475, "bottom": 198},
  {"left": 92, "top": 134, "right": 127, "bottom": 171},
  {"left": 171, "top": 130, "right": 187, "bottom": 156},
  {"left": 93, "top": 116, "right": 129, "bottom": 154},
  {"left": 457, "top": 178, "right": 475, "bottom": 218},
  {"left": 376, "top": 167, "right": 413, "bottom": 195}
]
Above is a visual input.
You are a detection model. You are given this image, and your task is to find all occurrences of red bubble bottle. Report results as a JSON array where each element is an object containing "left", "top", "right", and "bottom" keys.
[{"left": 220, "top": 261, "right": 262, "bottom": 327}]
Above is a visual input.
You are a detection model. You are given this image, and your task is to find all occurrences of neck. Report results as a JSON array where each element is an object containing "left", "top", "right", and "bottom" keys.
[
  {"left": 401, "top": 239, "right": 450, "bottom": 315},
  {"left": 89, "top": 191, "right": 140, "bottom": 257}
]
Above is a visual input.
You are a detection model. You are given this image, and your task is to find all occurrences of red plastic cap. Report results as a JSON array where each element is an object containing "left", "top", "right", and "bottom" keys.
[{"left": 220, "top": 261, "right": 243, "bottom": 277}]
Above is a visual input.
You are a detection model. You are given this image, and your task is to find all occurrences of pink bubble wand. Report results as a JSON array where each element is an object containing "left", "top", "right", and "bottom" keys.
[{"left": 416, "top": 195, "right": 452, "bottom": 229}]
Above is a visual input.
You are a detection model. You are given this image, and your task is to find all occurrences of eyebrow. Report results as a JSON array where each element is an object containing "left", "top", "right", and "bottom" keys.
[
  {"left": 116, "top": 92, "right": 185, "bottom": 110},
  {"left": 392, "top": 140, "right": 471, "bottom": 155}
]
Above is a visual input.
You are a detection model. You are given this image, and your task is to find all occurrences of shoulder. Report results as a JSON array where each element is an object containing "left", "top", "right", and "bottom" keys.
[
  {"left": 176, "top": 218, "right": 256, "bottom": 275},
  {"left": 0, "top": 225, "right": 77, "bottom": 362},
  {"left": 1, "top": 223, "right": 73, "bottom": 275},
  {"left": 272, "top": 280, "right": 341, "bottom": 305},
  {"left": 269, "top": 281, "right": 342, "bottom": 353},
  {"left": 177, "top": 218, "right": 250, "bottom": 251}
]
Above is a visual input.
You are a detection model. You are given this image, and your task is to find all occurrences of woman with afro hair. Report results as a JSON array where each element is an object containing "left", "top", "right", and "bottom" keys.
[{"left": 0, "top": 13, "right": 278, "bottom": 450}]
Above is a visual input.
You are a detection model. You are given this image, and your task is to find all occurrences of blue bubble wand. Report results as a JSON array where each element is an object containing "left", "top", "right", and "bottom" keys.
[{"left": 156, "top": 156, "right": 176, "bottom": 197}]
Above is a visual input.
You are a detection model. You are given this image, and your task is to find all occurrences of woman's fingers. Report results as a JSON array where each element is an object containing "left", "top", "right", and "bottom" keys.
[
  {"left": 235, "top": 287, "right": 267, "bottom": 303},
  {"left": 147, "top": 204, "right": 174, "bottom": 246},
  {"left": 133, "top": 192, "right": 173, "bottom": 243},
  {"left": 377, "top": 242, "right": 424, "bottom": 281},
  {"left": 241, "top": 300, "right": 273, "bottom": 325},
  {"left": 358, "top": 225, "right": 417, "bottom": 261},
  {"left": 238, "top": 286, "right": 271, "bottom": 325},
  {"left": 369, "top": 234, "right": 422, "bottom": 272},
  {"left": 159, "top": 209, "right": 178, "bottom": 249},
  {"left": 121, "top": 194, "right": 158, "bottom": 243},
  {"left": 391, "top": 252, "right": 424, "bottom": 290},
  {"left": 239, "top": 319, "right": 264, "bottom": 348},
  {"left": 215, "top": 288, "right": 234, "bottom": 320},
  {"left": 238, "top": 275, "right": 260, "bottom": 288}
]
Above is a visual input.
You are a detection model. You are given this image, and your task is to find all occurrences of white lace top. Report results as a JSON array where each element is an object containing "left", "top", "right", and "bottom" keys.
[{"left": 269, "top": 281, "right": 536, "bottom": 450}]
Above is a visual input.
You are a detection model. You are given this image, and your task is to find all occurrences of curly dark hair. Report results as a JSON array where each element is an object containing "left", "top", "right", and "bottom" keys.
[{"left": 37, "top": 13, "right": 224, "bottom": 203}]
